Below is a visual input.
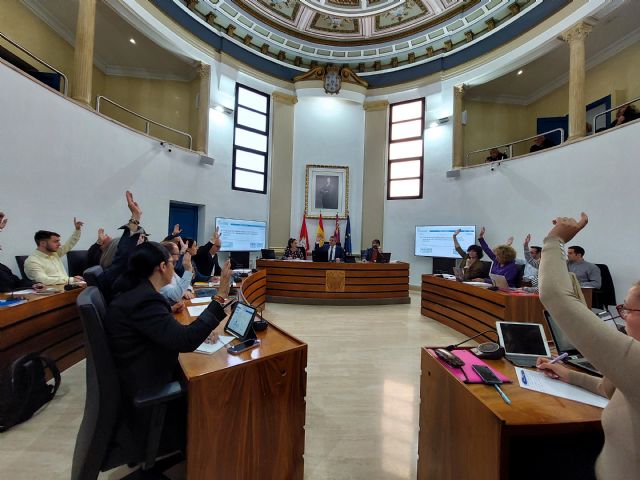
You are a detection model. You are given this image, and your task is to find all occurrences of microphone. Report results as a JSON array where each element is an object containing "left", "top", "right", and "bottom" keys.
[{"left": 446, "top": 329, "right": 498, "bottom": 351}]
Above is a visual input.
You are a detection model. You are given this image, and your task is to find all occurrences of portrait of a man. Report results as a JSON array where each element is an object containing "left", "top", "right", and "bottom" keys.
[{"left": 315, "top": 175, "right": 339, "bottom": 210}]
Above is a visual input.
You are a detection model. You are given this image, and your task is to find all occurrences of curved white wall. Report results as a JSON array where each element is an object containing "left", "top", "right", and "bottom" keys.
[{"left": 0, "top": 62, "right": 269, "bottom": 272}]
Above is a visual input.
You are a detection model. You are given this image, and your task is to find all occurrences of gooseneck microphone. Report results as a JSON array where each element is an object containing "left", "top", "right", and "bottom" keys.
[{"left": 446, "top": 329, "right": 498, "bottom": 351}]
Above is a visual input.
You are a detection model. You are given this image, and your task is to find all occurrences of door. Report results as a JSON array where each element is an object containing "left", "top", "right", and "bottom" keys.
[
  {"left": 168, "top": 202, "right": 199, "bottom": 240},
  {"left": 536, "top": 116, "right": 568, "bottom": 146}
]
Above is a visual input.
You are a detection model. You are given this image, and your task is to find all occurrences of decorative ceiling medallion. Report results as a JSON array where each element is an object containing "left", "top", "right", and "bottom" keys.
[
  {"left": 376, "top": 1, "right": 429, "bottom": 31},
  {"left": 257, "top": 0, "right": 301, "bottom": 21},
  {"left": 294, "top": 64, "right": 368, "bottom": 94},
  {"left": 310, "top": 14, "right": 360, "bottom": 34}
]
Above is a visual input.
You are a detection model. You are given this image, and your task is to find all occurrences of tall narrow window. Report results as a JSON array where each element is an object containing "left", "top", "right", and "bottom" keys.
[
  {"left": 387, "top": 98, "right": 425, "bottom": 199},
  {"left": 232, "top": 84, "right": 270, "bottom": 193}
]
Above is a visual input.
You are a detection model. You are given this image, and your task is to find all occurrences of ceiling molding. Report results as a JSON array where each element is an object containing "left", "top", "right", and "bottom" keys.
[{"left": 102, "top": 65, "right": 196, "bottom": 82}]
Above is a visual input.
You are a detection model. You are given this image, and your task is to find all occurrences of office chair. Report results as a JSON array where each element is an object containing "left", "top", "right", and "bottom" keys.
[
  {"left": 592, "top": 264, "right": 616, "bottom": 310},
  {"left": 514, "top": 263, "right": 526, "bottom": 288},
  {"left": 72, "top": 287, "right": 184, "bottom": 480},
  {"left": 67, "top": 250, "right": 89, "bottom": 277},
  {"left": 82, "top": 265, "right": 103, "bottom": 287},
  {"left": 15, "top": 255, "right": 29, "bottom": 281}
]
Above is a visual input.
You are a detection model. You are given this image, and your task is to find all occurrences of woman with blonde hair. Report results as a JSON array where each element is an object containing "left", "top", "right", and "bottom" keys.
[{"left": 477, "top": 226, "right": 518, "bottom": 287}]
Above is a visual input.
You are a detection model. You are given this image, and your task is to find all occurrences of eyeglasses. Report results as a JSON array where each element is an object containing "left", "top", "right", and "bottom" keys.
[{"left": 616, "top": 304, "right": 640, "bottom": 318}]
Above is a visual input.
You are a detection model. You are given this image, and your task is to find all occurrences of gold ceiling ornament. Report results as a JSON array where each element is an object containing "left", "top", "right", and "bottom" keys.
[{"left": 294, "top": 65, "right": 368, "bottom": 94}]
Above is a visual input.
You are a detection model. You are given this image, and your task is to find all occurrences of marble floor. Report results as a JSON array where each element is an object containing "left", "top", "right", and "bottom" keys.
[{"left": 0, "top": 292, "right": 470, "bottom": 479}]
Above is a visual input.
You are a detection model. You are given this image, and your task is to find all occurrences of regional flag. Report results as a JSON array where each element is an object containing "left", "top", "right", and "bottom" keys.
[
  {"left": 333, "top": 214, "right": 341, "bottom": 244},
  {"left": 344, "top": 215, "right": 352, "bottom": 254},
  {"left": 316, "top": 213, "right": 325, "bottom": 247},
  {"left": 299, "top": 213, "right": 310, "bottom": 253}
]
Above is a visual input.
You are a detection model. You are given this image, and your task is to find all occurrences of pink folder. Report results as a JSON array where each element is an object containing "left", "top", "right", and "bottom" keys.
[{"left": 427, "top": 348, "right": 512, "bottom": 384}]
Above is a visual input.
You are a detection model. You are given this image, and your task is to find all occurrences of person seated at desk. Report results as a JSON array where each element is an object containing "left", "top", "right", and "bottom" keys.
[
  {"left": 0, "top": 212, "right": 44, "bottom": 292},
  {"left": 193, "top": 228, "right": 222, "bottom": 277},
  {"left": 363, "top": 239, "right": 383, "bottom": 263},
  {"left": 452, "top": 229, "right": 485, "bottom": 281},
  {"left": 537, "top": 212, "right": 640, "bottom": 480},
  {"left": 282, "top": 238, "right": 304, "bottom": 260},
  {"left": 105, "top": 242, "right": 231, "bottom": 443},
  {"left": 315, "top": 235, "right": 344, "bottom": 262},
  {"left": 24, "top": 218, "right": 85, "bottom": 285},
  {"left": 523, "top": 234, "right": 541, "bottom": 289},
  {"left": 160, "top": 241, "right": 195, "bottom": 302},
  {"left": 567, "top": 245, "right": 602, "bottom": 289},
  {"left": 86, "top": 228, "right": 113, "bottom": 268},
  {"left": 478, "top": 227, "right": 518, "bottom": 287}
]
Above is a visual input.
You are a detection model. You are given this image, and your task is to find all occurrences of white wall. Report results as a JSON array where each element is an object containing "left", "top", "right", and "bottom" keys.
[
  {"left": 290, "top": 96, "right": 365, "bottom": 252},
  {"left": 383, "top": 98, "right": 640, "bottom": 301},
  {"left": 0, "top": 62, "right": 269, "bottom": 272}
]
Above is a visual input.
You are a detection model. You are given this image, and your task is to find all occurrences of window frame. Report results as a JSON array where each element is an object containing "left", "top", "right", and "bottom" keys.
[
  {"left": 387, "top": 98, "right": 425, "bottom": 200},
  {"left": 232, "top": 83, "right": 270, "bottom": 194}
]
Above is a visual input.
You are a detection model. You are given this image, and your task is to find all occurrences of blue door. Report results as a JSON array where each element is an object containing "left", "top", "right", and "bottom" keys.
[
  {"left": 168, "top": 202, "right": 199, "bottom": 240},
  {"left": 536, "top": 116, "right": 568, "bottom": 146}
]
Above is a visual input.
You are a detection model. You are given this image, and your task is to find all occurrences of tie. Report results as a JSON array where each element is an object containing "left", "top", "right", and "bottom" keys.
[{"left": 330, "top": 246, "right": 334, "bottom": 261}]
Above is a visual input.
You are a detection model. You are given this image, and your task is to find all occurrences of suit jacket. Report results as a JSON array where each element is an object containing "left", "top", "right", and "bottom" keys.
[
  {"left": 105, "top": 280, "right": 225, "bottom": 399},
  {"left": 0, "top": 263, "right": 32, "bottom": 292},
  {"left": 315, "top": 243, "right": 345, "bottom": 261},
  {"left": 364, "top": 247, "right": 382, "bottom": 262},
  {"left": 193, "top": 242, "right": 221, "bottom": 277}
]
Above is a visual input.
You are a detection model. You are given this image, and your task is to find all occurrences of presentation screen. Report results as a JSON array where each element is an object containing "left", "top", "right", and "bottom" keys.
[
  {"left": 215, "top": 217, "right": 267, "bottom": 252},
  {"left": 414, "top": 225, "right": 476, "bottom": 258}
]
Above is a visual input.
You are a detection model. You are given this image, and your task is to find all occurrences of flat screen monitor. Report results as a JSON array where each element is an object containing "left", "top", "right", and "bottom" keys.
[
  {"left": 215, "top": 217, "right": 266, "bottom": 252},
  {"left": 414, "top": 225, "right": 476, "bottom": 258}
]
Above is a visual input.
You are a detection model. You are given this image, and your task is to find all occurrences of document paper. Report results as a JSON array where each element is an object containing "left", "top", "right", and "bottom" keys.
[
  {"left": 195, "top": 335, "right": 235, "bottom": 354},
  {"left": 515, "top": 367, "right": 608, "bottom": 408}
]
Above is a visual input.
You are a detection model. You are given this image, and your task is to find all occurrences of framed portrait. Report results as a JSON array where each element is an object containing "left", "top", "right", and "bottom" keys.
[{"left": 305, "top": 164, "right": 349, "bottom": 219}]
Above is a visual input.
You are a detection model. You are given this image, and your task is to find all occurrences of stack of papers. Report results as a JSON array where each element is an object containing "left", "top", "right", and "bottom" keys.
[
  {"left": 516, "top": 367, "right": 608, "bottom": 408},
  {"left": 195, "top": 335, "right": 235, "bottom": 354}
]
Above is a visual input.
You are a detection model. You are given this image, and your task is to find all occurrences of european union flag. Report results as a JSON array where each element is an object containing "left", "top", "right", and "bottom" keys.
[{"left": 344, "top": 215, "right": 352, "bottom": 254}]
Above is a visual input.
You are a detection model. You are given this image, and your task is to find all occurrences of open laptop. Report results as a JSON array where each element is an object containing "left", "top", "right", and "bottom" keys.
[
  {"left": 544, "top": 311, "right": 602, "bottom": 376},
  {"left": 452, "top": 267, "right": 464, "bottom": 282},
  {"left": 489, "top": 273, "right": 509, "bottom": 289},
  {"left": 377, "top": 252, "right": 391, "bottom": 263},
  {"left": 496, "top": 321, "right": 551, "bottom": 367}
]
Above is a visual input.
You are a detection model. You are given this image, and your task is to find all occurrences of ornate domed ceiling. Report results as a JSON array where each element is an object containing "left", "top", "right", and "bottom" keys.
[{"left": 153, "top": 0, "right": 571, "bottom": 86}]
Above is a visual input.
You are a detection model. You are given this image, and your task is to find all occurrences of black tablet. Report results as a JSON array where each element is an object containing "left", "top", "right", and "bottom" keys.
[{"left": 224, "top": 302, "right": 257, "bottom": 339}]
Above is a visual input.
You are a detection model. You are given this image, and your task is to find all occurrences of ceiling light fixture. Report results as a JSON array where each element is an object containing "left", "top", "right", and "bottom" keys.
[
  {"left": 129, "top": 38, "right": 136, "bottom": 45},
  {"left": 517, "top": 69, "right": 523, "bottom": 75}
]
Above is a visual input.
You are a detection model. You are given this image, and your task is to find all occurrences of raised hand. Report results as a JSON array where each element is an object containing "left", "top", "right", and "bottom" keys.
[
  {"left": 182, "top": 251, "right": 193, "bottom": 272},
  {"left": 479, "top": 226, "right": 485, "bottom": 238},
  {"left": 126, "top": 191, "right": 142, "bottom": 220},
  {"left": 549, "top": 212, "right": 588, "bottom": 243},
  {"left": 172, "top": 224, "right": 182, "bottom": 236},
  {"left": 210, "top": 226, "right": 221, "bottom": 244},
  {"left": 218, "top": 259, "right": 232, "bottom": 298},
  {"left": 453, "top": 229, "right": 461, "bottom": 236},
  {"left": 97, "top": 228, "right": 106, "bottom": 244},
  {"left": 176, "top": 237, "right": 187, "bottom": 255},
  {"left": 505, "top": 236, "right": 514, "bottom": 246},
  {"left": 74, "top": 217, "right": 84, "bottom": 230},
  {"left": 524, "top": 233, "right": 531, "bottom": 246},
  {"left": 0, "top": 212, "right": 7, "bottom": 231}
]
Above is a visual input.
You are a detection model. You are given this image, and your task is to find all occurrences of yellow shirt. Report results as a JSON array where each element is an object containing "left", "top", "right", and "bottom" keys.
[{"left": 24, "top": 230, "right": 81, "bottom": 285}]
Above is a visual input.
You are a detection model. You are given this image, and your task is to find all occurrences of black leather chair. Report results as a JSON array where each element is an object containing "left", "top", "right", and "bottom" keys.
[
  {"left": 15, "top": 255, "right": 29, "bottom": 281},
  {"left": 478, "top": 261, "right": 492, "bottom": 279},
  {"left": 298, "top": 246, "right": 307, "bottom": 260},
  {"left": 72, "top": 287, "right": 184, "bottom": 480},
  {"left": 514, "top": 263, "right": 526, "bottom": 288},
  {"left": 82, "top": 265, "right": 103, "bottom": 287},
  {"left": 592, "top": 264, "right": 616, "bottom": 310},
  {"left": 260, "top": 248, "right": 276, "bottom": 259},
  {"left": 67, "top": 250, "right": 88, "bottom": 277}
]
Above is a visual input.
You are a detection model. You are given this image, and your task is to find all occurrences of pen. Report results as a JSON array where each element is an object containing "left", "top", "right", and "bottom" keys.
[
  {"left": 549, "top": 352, "right": 569, "bottom": 365},
  {"left": 520, "top": 369, "right": 528, "bottom": 385},
  {"left": 494, "top": 384, "right": 511, "bottom": 405}
]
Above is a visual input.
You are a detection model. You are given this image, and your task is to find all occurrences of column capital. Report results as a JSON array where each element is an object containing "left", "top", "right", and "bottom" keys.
[
  {"left": 198, "top": 62, "right": 211, "bottom": 80},
  {"left": 454, "top": 84, "right": 466, "bottom": 97},
  {"left": 561, "top": 22, "right": 592, "bottom": 44},
  {"left": 272, "top": 92, "right": 298, "bottom": 105},
  {"left": 363, "top": 100, "right": 388, "bottom": 112}
]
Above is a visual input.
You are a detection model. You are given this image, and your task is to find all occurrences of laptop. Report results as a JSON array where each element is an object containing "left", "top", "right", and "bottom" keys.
[
  {"left": 377, "top": 252, "right": 391, "bottom": 263},
  {"left": 260, "top": 249, "right": 275, "bottom": 259},
  {"left": 544, "top": 311, "right": 602, "bottom": 376},
  {"left": 489, "top": 273, "right": 509, "bottom": 289},
  {"left": 496, "top": 321, "right": 551, "bottom": 367},
  {"left": 452, "top": 266, "right": 464, "bottom": 282}
]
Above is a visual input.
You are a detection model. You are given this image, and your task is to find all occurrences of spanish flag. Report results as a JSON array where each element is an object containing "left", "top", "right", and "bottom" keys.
[{"left": 316, "top": 213, "right": 325, "bottom": 247}]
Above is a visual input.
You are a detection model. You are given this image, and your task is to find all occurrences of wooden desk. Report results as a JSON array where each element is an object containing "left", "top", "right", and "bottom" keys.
[
  {"left": 177, "top": 271, "right": 307, "bottom": 480},
  {"left": 256, "top": 259, "right": 410, "bottom": 305},
  {"left": 421, "top": 275, "right": 546, "bottom": 340},
  {"left": 0, "top": 288, "right": 84, "bottom": 372},
  {"left": 417, "top": 348, "right": 603, "bottom": 479}
]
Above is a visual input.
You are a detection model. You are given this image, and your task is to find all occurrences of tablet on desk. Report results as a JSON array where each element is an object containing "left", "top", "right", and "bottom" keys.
[
  {"left": 224, "top": 302, "right": 258, "bottom": 340},
  {"left": 496, "top": 321, "right": 550, "bottom": 367}
]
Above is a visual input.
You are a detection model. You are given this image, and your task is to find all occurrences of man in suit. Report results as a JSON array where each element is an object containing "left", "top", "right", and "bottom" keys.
[
  {"left": 193, "top": 228, "right": 222, "bottom": 277},
  {"left": 315, "top": 235, "right": 345, "bottom": 262}
]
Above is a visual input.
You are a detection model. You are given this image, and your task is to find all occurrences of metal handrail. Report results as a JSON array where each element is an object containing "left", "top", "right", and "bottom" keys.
[
  {"left": 593, "top": 96, "right": 640, "bottom": 132},
  {"left": 465, "top": 128, "right": 565, "bottom": 165},
  {"left": 0, "top": 31, "right": 68, "bottom": 95},
  {"left": 96, "top": 95, "right": 193, "bottom": 149}
]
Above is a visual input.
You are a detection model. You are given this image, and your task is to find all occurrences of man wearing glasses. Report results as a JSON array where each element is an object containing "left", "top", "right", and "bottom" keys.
[
  {"left": 193, "top": 228, "right": 222, "bottom": 277},
  {"left": 159, "top": 241, "right": 195, "bottom": 302}
]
